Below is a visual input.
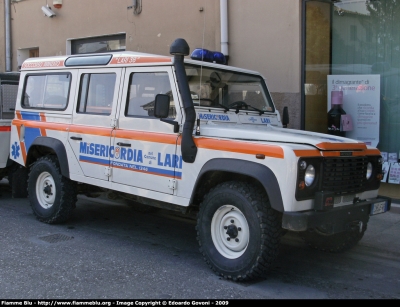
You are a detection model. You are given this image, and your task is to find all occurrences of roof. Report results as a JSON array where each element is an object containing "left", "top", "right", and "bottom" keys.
[
  {"left": 20, "top": 51, "right": 172, "bottom": 71},
  {"left": 20, "top": 51, "right": 263, "bottom": 76}
]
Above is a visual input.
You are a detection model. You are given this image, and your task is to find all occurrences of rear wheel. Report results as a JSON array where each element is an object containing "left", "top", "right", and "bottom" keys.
[
  {"left": 197, "top": 181, "right": 282, "bottom": 281},
  {"left": 8, "top": 164, "right": 28, "bottom": 198},
  {"left": 28, "top": 155, "right": 77, "bottom": 224}
]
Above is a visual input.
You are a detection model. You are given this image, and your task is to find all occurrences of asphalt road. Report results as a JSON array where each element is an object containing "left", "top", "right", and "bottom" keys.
[{"left": 0, "top": 179, "right": 399, "bottom": 300}]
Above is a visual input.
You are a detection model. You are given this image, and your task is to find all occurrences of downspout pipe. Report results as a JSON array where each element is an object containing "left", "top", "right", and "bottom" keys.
[
  {"left": 5, "top": 0, "right": 12, "bottom": 72},
  {"left": 170, "top": 38, "right": 197, "bottom": 163},
  {"left": 220, "top": 0, "right": 229, "bottom": 63}
]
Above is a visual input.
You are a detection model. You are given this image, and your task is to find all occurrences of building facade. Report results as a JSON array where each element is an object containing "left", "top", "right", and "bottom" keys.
[
  {"left": 2, "top": 0, "right": 399, "bottom": 197},
  {"left": 3, "top": 0, "right": 301, "bottom": 128}
]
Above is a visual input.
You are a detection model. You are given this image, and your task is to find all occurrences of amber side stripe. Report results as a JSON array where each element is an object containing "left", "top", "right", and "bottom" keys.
[
  {"left": 293, "top": 148, "right": 381, "bottom": 157},
  {"left": 316, "top": 142, "right": 367, "bottom": 151},
  {"left": 11, "top": 120, "right": 285, "bottom": 159},
  {"left": 194, "top": 137, "right": 284, "bottom": 159}
]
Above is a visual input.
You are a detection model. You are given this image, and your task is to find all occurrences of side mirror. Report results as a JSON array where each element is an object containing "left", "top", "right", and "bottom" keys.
[
  {"left": 282, "top": 106, "right": 289, "bottom": 128},
  {"left": 154, "top": 94, "right": 179, "bottom": 133},
  {"left": 154, "top": 94, "right": 170, "bottom": 119}
]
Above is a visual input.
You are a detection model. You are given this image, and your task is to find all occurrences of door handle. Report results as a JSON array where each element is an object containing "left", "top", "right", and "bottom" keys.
[
  {"left": 117, "top": 142, "right": 131, "bottom": 147},
  {"left": 70, "top": 136, "right": 82, "bottom": 141}
]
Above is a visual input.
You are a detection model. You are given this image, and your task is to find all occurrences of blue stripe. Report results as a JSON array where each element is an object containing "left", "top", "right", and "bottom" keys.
[
  {"left": 111, "top": 161, "right": 181, "bottom": 179},
  {"left": 111, "top": 161, "right": 174, "bottom": 176},
  {"left": 79, "top": 155, "right": 110, "bottom": 166},
  {"left": 24, "top": 127, "right": 42, "bottom": 151},
  {"left": 79, "top": 156, "right": 181, "bottom": 179},
  {"left": 20, "top": 111, "right": 41, "bottom": 121}
]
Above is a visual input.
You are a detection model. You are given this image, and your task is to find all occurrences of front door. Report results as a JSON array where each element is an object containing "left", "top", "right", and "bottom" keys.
[{"left": 111, "top": 66, "right": 181, "bottom": 194}]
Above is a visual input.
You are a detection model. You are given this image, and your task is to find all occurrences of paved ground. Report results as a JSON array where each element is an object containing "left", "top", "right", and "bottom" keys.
[{"left": 0, "top": 179, "right": 399, "bottom": 299}]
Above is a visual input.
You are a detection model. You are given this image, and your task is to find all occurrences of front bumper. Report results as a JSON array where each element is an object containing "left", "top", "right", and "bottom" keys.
[{"left": 282, "top": 196, "right": 391, "bottom": 233}]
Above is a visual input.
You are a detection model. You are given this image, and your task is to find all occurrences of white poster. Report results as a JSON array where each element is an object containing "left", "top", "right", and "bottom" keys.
[
  {"left": 388, "top": 152, "right": 398, "bottom": 163},
  {"left": 388, "top": 163, "right": 400, "bottom": 184},
  {"left": 327, "top": 75, "right": 380, "bottom": 147}
]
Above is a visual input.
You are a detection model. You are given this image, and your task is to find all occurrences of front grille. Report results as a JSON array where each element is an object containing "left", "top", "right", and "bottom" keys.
[{"left": 322, "top": 157, "right": 368, "bottom": 195}]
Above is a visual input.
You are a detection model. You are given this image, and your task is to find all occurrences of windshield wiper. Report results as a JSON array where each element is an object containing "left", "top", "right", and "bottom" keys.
[
  {"left": 228, "top": 101, "right": 264, "bottom": 115},
  {"left": 217, "top": 103, "right": 229, "bottom": 112},
  {"left": 246, "top": 104, "right": 264, "bottom": 115}
]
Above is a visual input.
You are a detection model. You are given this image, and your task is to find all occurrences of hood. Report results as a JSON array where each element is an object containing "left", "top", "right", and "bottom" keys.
[{"left": 198, "top": 122, "right": 367, "bottom": 151}]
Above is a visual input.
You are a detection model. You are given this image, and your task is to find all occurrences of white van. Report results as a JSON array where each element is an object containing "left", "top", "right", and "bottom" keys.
[{"left": 9, "top": 38, "right": 391, "bottom": 281}]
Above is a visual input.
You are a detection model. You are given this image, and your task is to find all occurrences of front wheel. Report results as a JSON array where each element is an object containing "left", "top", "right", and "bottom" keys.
[
  {"left": 197, "top": 181, "right": 282, "bottom": 281},
  {"left": 28, "top": 155, "right": 77, "bottom": 224}
]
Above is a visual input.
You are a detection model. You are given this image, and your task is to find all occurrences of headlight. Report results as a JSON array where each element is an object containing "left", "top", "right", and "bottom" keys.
[
  {"left": 305, "top": 165, "right": 316, "bottom": 186},
  {"left": 296, "top": 158, "right": 321, "bottom": 201},
  {"left": 366, "top": 162, "right": 373, "bottom": 180}
]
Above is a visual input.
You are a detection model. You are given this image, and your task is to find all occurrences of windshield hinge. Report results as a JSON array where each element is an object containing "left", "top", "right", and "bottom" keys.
[
  {"left": 104, "top": 167, "right": 112, "bottom": 177},
  {"left": 111, "top": 118, "right": 118, "bottom": 128}
]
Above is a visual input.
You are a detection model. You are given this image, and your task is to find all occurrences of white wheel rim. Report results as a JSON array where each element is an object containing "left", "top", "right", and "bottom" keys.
[
  {"left": 36, "top": 171, "right": 56, "bottom": 209},
  {"left": 211, "top": 205, "right": 249, "bottom": 259}
]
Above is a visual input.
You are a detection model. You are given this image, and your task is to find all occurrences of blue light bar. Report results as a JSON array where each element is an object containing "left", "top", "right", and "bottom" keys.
[{"left": 190, "top": 48, "right": 226, "bottom": 64}]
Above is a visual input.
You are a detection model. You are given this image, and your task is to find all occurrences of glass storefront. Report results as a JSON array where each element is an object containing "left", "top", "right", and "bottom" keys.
[
  {"left": 304, "top": 0, "right": 400, "bottom": 154},
  {"left": 71, "top": 34, "right": 126, "bottom": 55},
  {"left": 303, "top": 0, "right": 400, "bottom": 190}
]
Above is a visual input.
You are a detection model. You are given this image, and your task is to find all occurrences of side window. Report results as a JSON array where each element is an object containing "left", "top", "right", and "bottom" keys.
[
  {"left": 77, "top": 73, "right": 116, "bottom": 115},
  {"left": 22, "top": 73, "right": 71, "bottom": 109},
  {"left": 125, "top": 72, "right": 175, "bottom": 118}
]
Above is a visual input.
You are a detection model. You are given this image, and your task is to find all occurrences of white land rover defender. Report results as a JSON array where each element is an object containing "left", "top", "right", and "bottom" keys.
[{"left": 9, "top": 38, "right": 391, "bottom": 281}]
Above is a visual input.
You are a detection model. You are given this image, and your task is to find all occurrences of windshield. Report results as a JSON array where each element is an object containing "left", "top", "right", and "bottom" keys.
[{"left": 184, "top": 64, "right": 275, "bottom": 113}]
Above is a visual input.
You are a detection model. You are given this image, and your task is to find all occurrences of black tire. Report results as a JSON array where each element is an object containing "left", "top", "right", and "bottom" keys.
[
  {"left": 300, "top": 219, "right": 368, "bottom": 253},
  {"left": 196, "top": 181, "right": 282, "bottom": 281},
  {"left": 28, "top": 155, "right": 77, "bottom": 224},
  {"left": 8, "top": 165, "right": 29, "bottom": 198}
]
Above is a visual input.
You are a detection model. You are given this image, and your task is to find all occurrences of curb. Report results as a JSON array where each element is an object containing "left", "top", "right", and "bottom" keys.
[{"left": 390, "top": 203, "right": 400, "bottom": 214}]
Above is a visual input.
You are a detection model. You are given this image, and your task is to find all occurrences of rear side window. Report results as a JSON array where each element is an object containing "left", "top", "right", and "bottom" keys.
[
  {"left": 22, "top": 73, "right": 71, "bottom": 110},
  {"left": 77, "top": 73, "right": 116, "bottom": 115}
]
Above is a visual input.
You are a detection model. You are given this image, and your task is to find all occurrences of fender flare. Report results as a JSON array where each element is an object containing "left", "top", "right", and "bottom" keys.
[
  {"left": 27, "top": 137, "right": 70, "bottom": 178},
  {"left": 191, "top": 158, "right": 284, "bottom": 212}
]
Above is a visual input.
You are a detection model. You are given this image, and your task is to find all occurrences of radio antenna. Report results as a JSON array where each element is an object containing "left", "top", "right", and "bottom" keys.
[{"left": 198, "top": 0, "right": 207, "bottom": 106}]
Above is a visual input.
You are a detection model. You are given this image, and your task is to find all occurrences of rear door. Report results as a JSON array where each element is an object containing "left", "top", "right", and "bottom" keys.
[{"left": 68, "top": 68, "right": 123, "bottom": 181}]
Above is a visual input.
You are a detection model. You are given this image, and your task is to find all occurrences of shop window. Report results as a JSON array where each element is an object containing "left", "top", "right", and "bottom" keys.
[
  {"left": 304, "top": 0, "right": 400, "bottom": 182},
  {"left": 29, "top": 49, "right": 39, "bottom": 58},
  {"left": 366, "top": 23, "right": 372, "bottom": 43},
  {"left": 70, "top": 34, "right": 126, "bottom": 55},
  {"left": 350, "top": 25, "right": 357, "bottom": 41},
  {"left": 17, "top": 48, "right": 40, "bottom": 70}
]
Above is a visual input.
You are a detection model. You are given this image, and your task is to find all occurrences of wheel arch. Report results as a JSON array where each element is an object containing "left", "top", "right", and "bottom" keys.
[
  {"left": 191, "top": 158, "right": 284, "bottom": 212},
  {"left": 26, "top": 137, "right": 70, "bottom": 178}
]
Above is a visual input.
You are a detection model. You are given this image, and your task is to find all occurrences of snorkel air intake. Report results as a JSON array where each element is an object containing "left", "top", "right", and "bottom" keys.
[{"left": 170, "top": 38, "right": 197, "bottom": 163}]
